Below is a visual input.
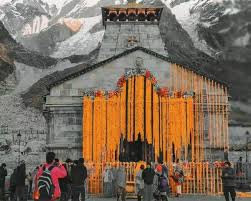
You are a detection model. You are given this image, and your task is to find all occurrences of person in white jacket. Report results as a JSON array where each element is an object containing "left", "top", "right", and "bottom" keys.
[
  {"left": 103, "top": 165, "right": 114, "bottom": 198},
  {"left": 135, "top": 164, "right": 144, "bottom": 201}
]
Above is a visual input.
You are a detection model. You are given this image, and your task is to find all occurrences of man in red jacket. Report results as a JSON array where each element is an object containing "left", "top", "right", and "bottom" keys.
[{"left": 35, "top": 152, "right": 67, "bottom": 201}]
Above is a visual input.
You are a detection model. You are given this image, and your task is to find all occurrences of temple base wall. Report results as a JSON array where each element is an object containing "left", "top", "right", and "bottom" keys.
[{"left": 44, "top": 102, "right": 83, "bottom": 161}]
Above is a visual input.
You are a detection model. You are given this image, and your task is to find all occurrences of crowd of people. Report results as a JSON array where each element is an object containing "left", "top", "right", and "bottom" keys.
[
  {"left": 0, "top": 152, "right": 88, "bottom": 201},
  {"left": 0, "top": 153, "right": 238, "bottom": 201},
  {"left": 0, "top": 154, "right": 184, "bottom": 201},
  {"left": 102, "top": 159, "right": 184, "bottom": 201}
]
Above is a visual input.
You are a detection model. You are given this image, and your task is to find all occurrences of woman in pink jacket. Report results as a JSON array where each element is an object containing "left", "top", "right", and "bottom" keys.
[{"left": 34, "top": 152, "right": 67, "bottom": 201}]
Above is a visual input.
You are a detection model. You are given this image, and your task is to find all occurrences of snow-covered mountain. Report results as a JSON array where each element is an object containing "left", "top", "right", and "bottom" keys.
[
  {"left": 0, "top": 0, "right": 139, "bottom": 56},
  {"left": 165, "top": 0, "right": 251, "bottom": 61}
]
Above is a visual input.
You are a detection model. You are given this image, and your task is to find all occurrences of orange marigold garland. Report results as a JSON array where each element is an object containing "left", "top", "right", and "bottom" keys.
[
  {"left": 95, "top": 90, "right": 103, "bottom": 97},
  {"left": 151, "top": 76, "right": 157, "bottom": 85},
  {"left": 117, "top": 75, "right": 126, "bottom": 88},
  {"left": 145, "top": 70, "right": 151, "bottom": 79},
  {"left": 157, "top": 87, "right": 169, "bottom": 97}
]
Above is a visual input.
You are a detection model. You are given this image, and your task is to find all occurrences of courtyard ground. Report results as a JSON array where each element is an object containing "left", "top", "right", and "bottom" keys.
[{"left": 86, "top": 195, "right": 251, "bottom": 201}]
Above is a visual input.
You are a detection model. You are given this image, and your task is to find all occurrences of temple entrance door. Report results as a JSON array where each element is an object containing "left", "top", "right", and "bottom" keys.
[{"left": 83, "top": 74, "right": 194, "bottom": 163}]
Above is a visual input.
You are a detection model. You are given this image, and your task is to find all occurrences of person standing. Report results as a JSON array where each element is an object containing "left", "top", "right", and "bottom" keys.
[
  {"left": 115, "top": 167, "right": 127, "bottom": 201},
  {"left": 236, "top": 157, "right": 243, "bottom": 176},
  {"left": 59, "top": 162, "right": 71, "bottom": 201},
  {"left": 27, "top": 172, "right": 33, "bottom": 199},
  {"left": 9, "top": 168, "right": 17, "bottom": 201},
  {"left": 0, "top": 163, "right": 7, "bottom": 201},
  {"left": 142, "top": 162, "right": 155, "bottom": 201},
  {"left": 172, "top": 169, "right": 184, "bottom": 197},
  {"left": 153, "top": 165, "right": 168, "bottom": 201},
  {"left": 172, "top": 159, "right": 184, "bottom": 197},
  {"left": 103, "top": 165, "right": 114, "bottom": 198},
  {"left": 16, "top": 162, "right": 26, "bottom": 201},
  {"left": 135, "top": 164, "right": 144, "bottom": 201},
  {"left": 158, "top": 159, "right": 168, "bottom": 179},
  {"left": 34, "top": 152, "right": 67, "bottom": 201},
  {"left": 70, "top": 158, "right": 87, "bottom": 201},
  {"left": 222, "top": 161, "right": 236, "bottom": 201}
]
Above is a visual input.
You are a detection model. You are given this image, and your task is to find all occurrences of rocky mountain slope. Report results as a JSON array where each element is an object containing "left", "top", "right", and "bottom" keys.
[
  {"left": 0, "top": 18, "right": 99, "bottom": 167},
  {"left": 0, "top": 0, "right": 115, "bottom": 56}
]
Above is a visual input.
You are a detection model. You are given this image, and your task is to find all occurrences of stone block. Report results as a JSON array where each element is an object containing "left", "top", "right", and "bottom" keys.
[
  {"left": 106, "top": 25, "right": 121, "bottom": 33},
  {"left": 138, "top": 24, "right": 146, "bottom": 32},
  {"left": 139, "top": 33, "right": 147, "bottom": 40},
  {"left": 63, "top": 83, "right": 72, "bottom": 89},
  {"left": 148, "top": 40, "right": 163, "bottom": 48},
  {"left": 142, "top": 39, "right": 150, "bottom": 48}
]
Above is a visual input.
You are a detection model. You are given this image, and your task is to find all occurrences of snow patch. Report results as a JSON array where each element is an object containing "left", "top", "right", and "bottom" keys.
[
  {"left": 84, "top": 0, "right": 101, "bottom": 7},
  {"left": 223, "top": 7, "right": 240, "bottom": 15},
  {"left": 52, "top": 16, "right": 103, "bottom": 58},
  {"left": 13, "top": 0, "right": 25, "bottom": 6},
  {"left": 218, "top": 27, "right": 231, "bottom": 34},
  {"left": 233, "top": 33, "right": 250, "bottom": 47},
  {"left": 41, "top": 0, "right": 68, "bottom": 9},
  {"left": 22, "top": 15, "right": 49, "bottom": 35},
  {"left": 52, "top": 30, "right": 104, "bottom": 58},
  {"left": 0, "top": 0, "right": 11, "bottom": 6}
]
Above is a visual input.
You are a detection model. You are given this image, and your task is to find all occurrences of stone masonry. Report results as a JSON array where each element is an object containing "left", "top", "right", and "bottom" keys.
[{"left": 98, "top": 22, "right": 168, "bottom": 61}]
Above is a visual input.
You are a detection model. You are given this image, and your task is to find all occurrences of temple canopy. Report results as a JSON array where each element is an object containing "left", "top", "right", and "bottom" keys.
[{"left": 101, "top": 0, "right": 163, "bottom": 24}]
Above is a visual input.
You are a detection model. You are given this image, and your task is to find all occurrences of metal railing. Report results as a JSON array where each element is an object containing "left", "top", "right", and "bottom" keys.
[{"left": 84, "top": 162, "right": 227, "bottom": 196}]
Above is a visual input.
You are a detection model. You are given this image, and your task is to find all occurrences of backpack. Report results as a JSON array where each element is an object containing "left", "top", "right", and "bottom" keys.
[
  {"left": 158, "top": 175, "right": 168, "bottom": 192},
  {"left": 37, "top": 165, "right": 55, "bottom": 199}
]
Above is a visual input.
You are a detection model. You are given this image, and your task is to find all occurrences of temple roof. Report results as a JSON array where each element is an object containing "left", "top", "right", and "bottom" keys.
[
  {"left": 103, "top": 4, "right": 163, "bottom": 9},
  {"left": 101, "top": 1, "right": 163, "bottom": 25},
  {"left": 48, "top": 46, "right": 228, "bottom": 89},
  {"left": 103, "top": 0, "right": 162, "bottom": 9}
]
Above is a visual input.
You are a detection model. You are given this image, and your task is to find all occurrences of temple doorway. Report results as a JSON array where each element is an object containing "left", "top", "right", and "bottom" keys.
[{"left": 82, "top": 71, "right": 195, "bottom": 163}]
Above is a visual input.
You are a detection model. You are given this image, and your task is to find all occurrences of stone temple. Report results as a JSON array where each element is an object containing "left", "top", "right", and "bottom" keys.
[{"left": 44, "top": 1, "right": 230, "bottom": 164}]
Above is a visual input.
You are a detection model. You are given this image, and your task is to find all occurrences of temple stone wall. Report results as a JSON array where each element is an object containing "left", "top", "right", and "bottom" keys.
[
  {"left": 50, "top": 50, "right": 171, "bottom": 96},
  {"left": 45, "top": 105, "right": 83, "bottom": 160},
  {"left": 98, "top": 22, "right": 168, "bottom": 61}
]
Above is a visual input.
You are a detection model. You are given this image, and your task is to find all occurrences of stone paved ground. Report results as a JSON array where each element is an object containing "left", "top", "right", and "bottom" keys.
[{"left": 86, "top": 195, "right": 251, "bottom": 201}]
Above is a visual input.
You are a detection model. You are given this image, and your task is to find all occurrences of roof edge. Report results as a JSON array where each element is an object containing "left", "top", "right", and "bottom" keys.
[{"left": 48, "top": 46, "right": 228, "bottom": 90}]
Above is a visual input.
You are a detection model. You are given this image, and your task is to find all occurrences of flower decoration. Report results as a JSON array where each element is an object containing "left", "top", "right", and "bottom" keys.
[
  {"left": 151, "top": 76, "right": 157, "bottom": 85},
  {"left": 157, "top": 87, "right": 169, "bottom": 97},
  {"left": 213, "top": 161, "right": 224, "bottom": 168},
  {"left": 108, "top": 91, "right": 115, "bottom": 98},
  {"left": 95, "top": 90, "right": 102, "bottom": 97},
  {"left": 117, "top": 75, "right": 126, "bottom": 88},
  {"left": 145, "top": 70, "right": 151, "bottom": 79},
  {"left": 176, "top": 91, "right": 182, "bottom": 98}
]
